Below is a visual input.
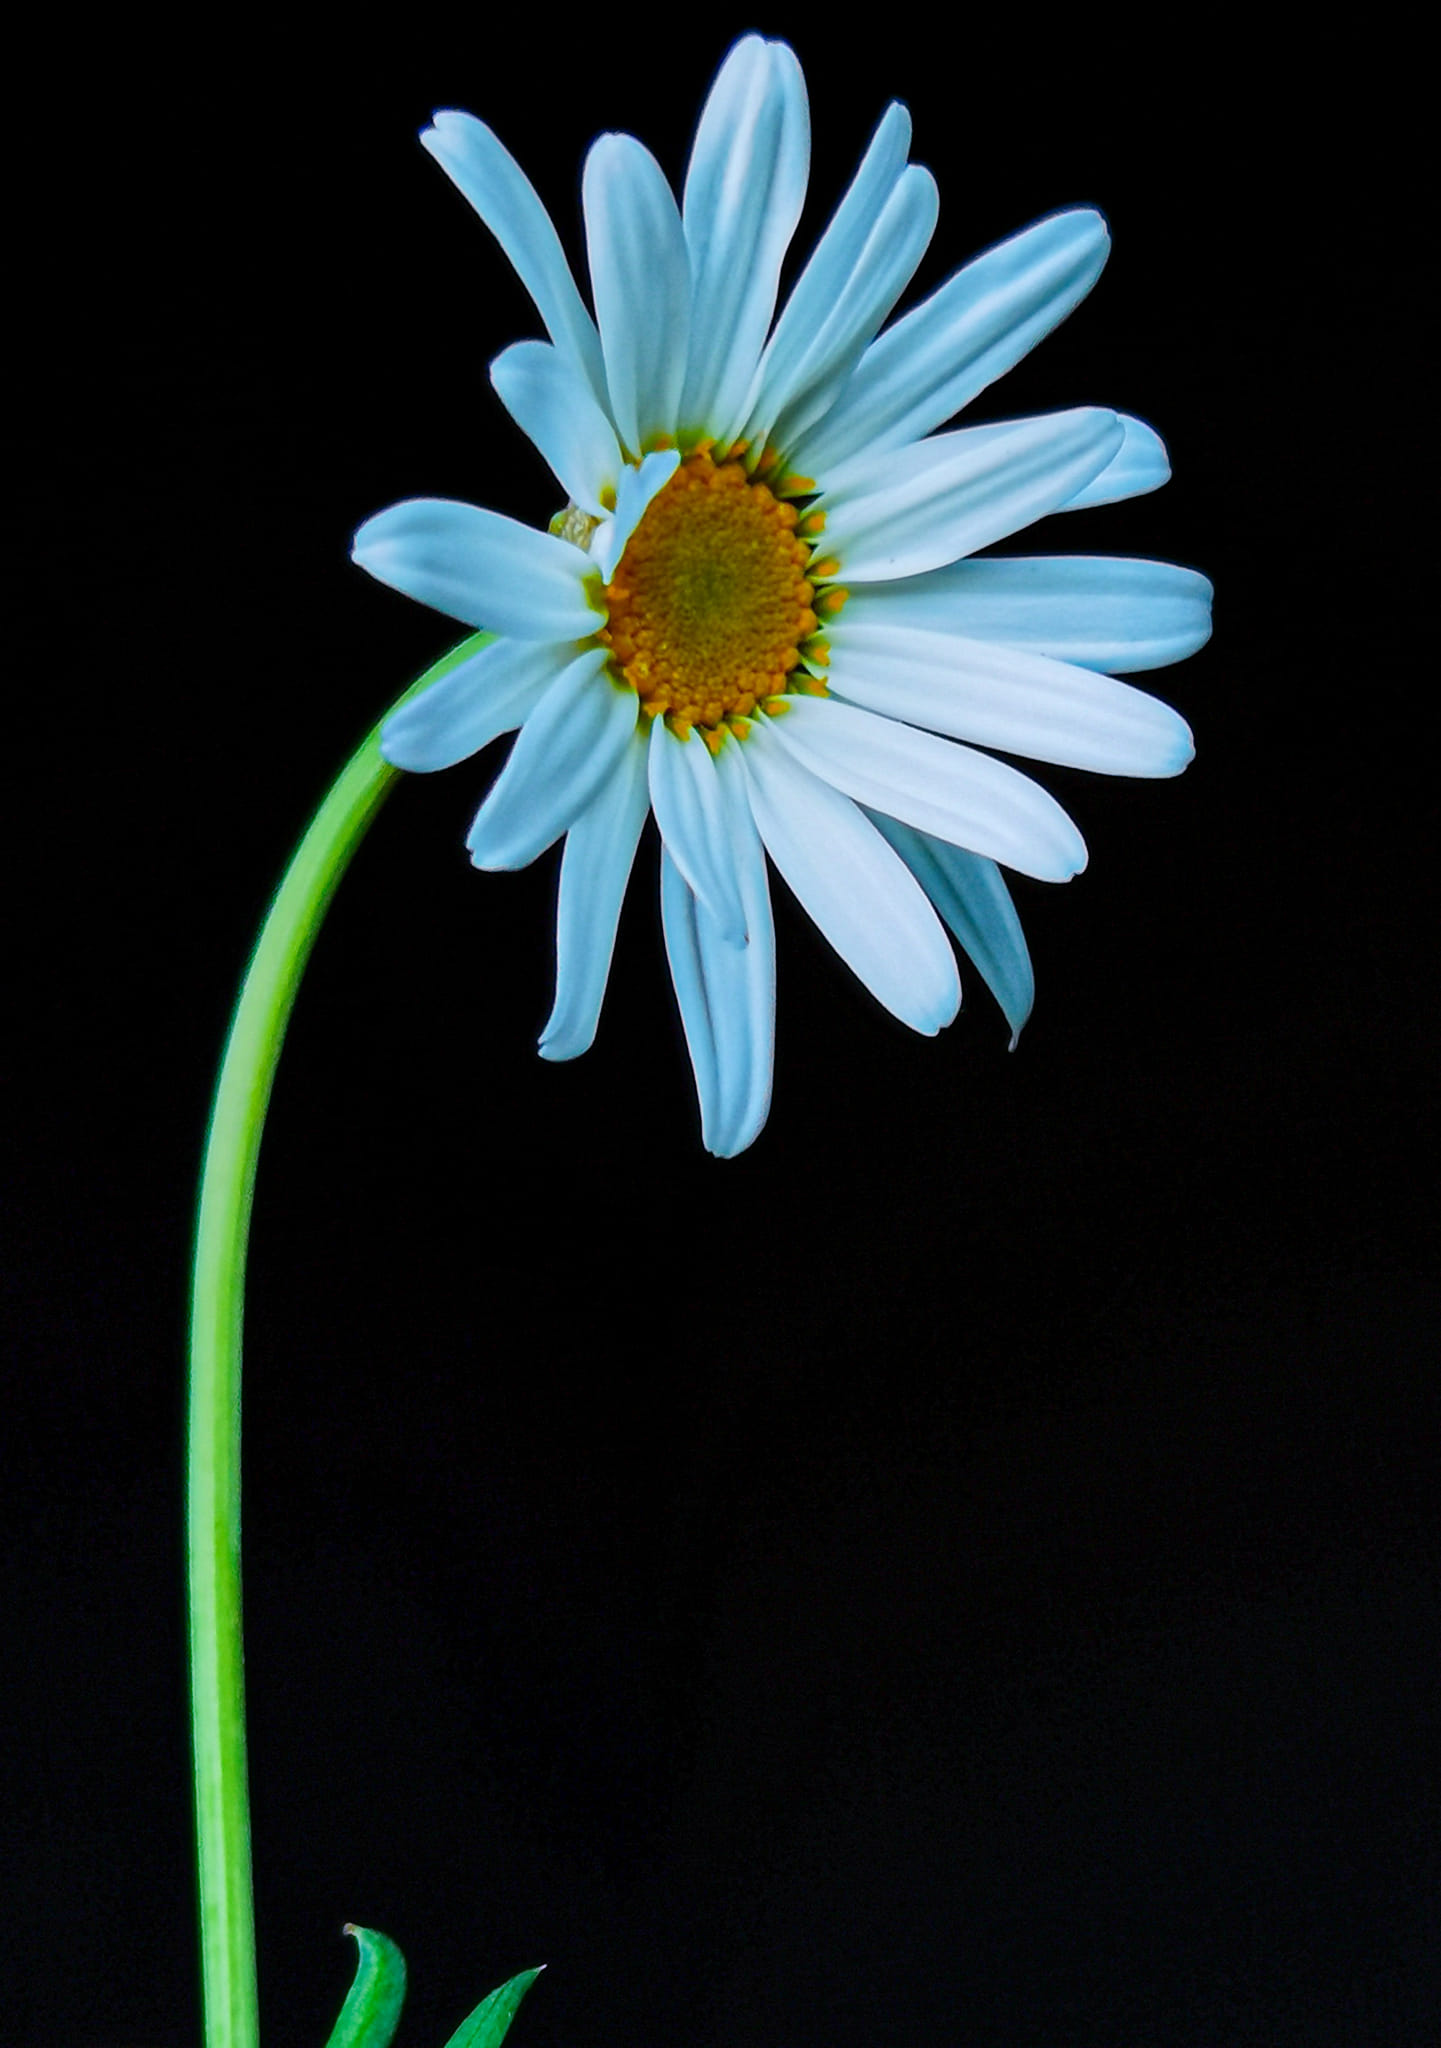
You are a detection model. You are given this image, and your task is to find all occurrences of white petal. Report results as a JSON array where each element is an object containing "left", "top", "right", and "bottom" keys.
[
  {"left": 661, "top": 850, "right": 719, "bottom": 1143},
  {"left": 828, "top": 621, "right": 1195, "bottom": 777},
  {"left": 489, "top": 341, "right": 624, "bottom": 515},
  {"left": 1059, "top": 414, "right": 1170, "bottom": 508},
  {"left": 706, "top": 742, "right": 777, "bottom": 1155},
  {"left": 351, "top": 498, "right": 600, "bottom": 639},
  {"left": 749, "top": 163, "right": 939, "bottom": 459},
  {"left": 868, "top": 814, "right": 1035, "bottom": 1047},
  {"left": 591, "top": 449, "right": 680, "bottom": 582},
  {"left": 381, "top": 635, "right": 578, "bottom": 772},
  {"left": 422, "top": 112, "right": 608, "bottom": 411},
  {"left": 738, "top": 718, "right": 960, "bottom": 1033},
  {"left": 583, "top": 134, "right": 690, "bottom": 454},
  {"left": 760, "top": 693, "right": 1086, "bottom": 881},
  {"left": 648, "top": 718, "right": 747, "bottom": 945},
  {"left": 661, "top": 749, "right": 775, "bottom": 1156},
  {"left": 680, "top": 37, "right": 809, "bottom": 437},
  {"left": 743, "top": 100, "right": 910, "bottom": 428},
  {"left": 794, "top": 208, "right": 1110, "bottom": 474},
  {"left": 819, "top": 408, "right": 1124, "bottom": 582},
  {"left": 466, "top": 651, "right": 638, "bottom": 868},
  {"left": 539, "top": 724, "right": 651, "bottom": 1062},
  {"left": 842, "top": 555, "right": 1214, "bottom": 673}
]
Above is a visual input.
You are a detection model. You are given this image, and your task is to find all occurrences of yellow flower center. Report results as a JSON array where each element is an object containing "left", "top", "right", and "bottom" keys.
[{"left": 598, "top": 446, "right": 831, "bottom": 738}]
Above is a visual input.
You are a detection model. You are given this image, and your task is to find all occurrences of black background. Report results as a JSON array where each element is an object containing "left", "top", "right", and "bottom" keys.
[{"left": 11, "top": 14, "right": 1435, "bottom": 2046}]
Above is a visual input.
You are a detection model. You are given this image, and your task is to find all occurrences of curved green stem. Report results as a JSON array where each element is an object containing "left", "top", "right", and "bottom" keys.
[{"left": 186, "top": 635, "right": 489, "bottom": 2048}]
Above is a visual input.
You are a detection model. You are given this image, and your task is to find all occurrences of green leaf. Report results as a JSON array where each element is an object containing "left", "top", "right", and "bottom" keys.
[
  {"left": 323, "top": 1925, "right": 408, "bottom": 2048},
  {"left": 441, "top": 1966, "right": 545, "bottom": 2048}
]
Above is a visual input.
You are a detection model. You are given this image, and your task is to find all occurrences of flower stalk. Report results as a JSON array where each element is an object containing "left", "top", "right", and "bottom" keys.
[{"left": 186, "top": 635, "right": 487, "bottom": 2048}]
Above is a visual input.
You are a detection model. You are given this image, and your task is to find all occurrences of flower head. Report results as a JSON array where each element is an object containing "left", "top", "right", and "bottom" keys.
[{"left": 353, "top": 36, "right": 1210, "bottom": 1156}]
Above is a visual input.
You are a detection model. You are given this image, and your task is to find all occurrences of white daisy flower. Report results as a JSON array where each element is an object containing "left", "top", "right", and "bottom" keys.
[{"left": 353, "top": 35, "right": 1211, "bottom": 1157}]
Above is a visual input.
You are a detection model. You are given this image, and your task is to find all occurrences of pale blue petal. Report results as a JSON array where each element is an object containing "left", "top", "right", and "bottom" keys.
[
  {"left": 729, "top": 100, "right": 911, "bottom": 450},
  {"left": 648, "top": 717, "right": 747, "bottom": 944},
  {"left": 761, "top": 694, "right": 1087, "bottom": 881},
  {"left": 381, "top": 635, "right": 578, "bottom": 772},
  {"left": 539, "top": 724, "right": 651, "bottom": 1061},
  {"left": 868, "top": 814, "right": 1035, "bottom": 1046},
  {"left": 591, "top": 449, "right": 680, "bottom": 582},
  {"left": 661, "top": 849, "right": 720, "bottom": 1144},
  {"left": 749, "top": 165, "right": 939, "bottom": 458},
  {"left": 1059, "top": 413, "right": 1170, "bottom": 508},
  {"left": 841, "top": 555, "right": 1214, "bottom": 673},
  {"left": 703, "top": 741, "right": 776, "bottom": 1155},
  {"left": 466, "top": 651, "right": 637, "bottom": 868},
  {"left": 583, "top": 134, "right": 690, "bottom": 454},
  {"left": 422, "top": 112, "right": 608, "bottom": 410},
  {"left": 738, "top": 718, "right": 960, "bottom": 1033},
  {"left": 794, "top": 208, "right": 1110, "bottom": 475},
  {"left": 680, "top": 37, "right": 809, "bottom": 437},
  {"left": 828, "top": 621, "right": 1195, "bottom": 777},
  {"left": 661, "top": 754, "right": 776, "bottom": 1157},
  {"left": 351, "top": 498, "right": 599, "bottom": 639},
  {"left": 819, "top": 408, "right": 1123, "bottom": 582},
  {"left": 489, "top": 341, "right": 624, "bottom": 515}
]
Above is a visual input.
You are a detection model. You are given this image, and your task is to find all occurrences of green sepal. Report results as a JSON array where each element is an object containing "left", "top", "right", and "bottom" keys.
[
  {"left": 440, "top": 1965, "right": 545, "bottom": 2048},
  {"left": 323, "top": 1925, "right": 408, "bottom": 2048}
]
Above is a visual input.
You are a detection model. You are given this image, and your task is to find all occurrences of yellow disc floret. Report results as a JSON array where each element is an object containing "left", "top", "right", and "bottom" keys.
[{"left": 597, "top": 445, "right": 834, "bottom": 737}]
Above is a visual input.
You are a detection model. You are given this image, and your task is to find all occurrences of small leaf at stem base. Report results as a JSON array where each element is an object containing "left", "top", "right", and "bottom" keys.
[
  {"left": 441, "top": 1965, "right": 545, "bottom": 2048},
  {"left": 323, "top": 1924, "right": 408, "bottom": 2048}
]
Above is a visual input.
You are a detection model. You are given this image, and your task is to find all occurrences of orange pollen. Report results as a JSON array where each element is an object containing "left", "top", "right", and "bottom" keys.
[{"left": 599, "top": 446, "right": 829, "bottom": 730}]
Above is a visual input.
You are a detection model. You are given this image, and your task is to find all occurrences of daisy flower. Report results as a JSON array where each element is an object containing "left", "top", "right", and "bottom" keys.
[{"left": 353, "top": 35, "right": 1210, "bottom": 1156}]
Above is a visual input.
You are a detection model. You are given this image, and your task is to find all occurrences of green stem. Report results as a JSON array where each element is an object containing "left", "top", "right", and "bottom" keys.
[{"left": 186, "top": 635, "right": 489, "bottom": 2048}]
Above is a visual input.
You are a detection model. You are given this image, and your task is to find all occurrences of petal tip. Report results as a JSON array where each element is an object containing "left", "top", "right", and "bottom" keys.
[
  {"left": 537, "top": 1028, "right": 588, "bottom": 1063},
  {"left": 420, "top": 115, "right": 461, "bottom": 157},
  {"left": 705, "top": 1124, "right": 762, "bottom": 1161},
  {"left": 349, "top": 515, "right": 380, "bottom": 560},
  {"left": 1153, "top": 709, "right": 1196, "bottom": 777}
]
